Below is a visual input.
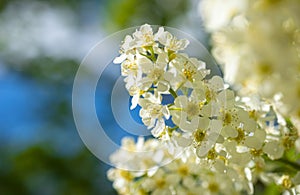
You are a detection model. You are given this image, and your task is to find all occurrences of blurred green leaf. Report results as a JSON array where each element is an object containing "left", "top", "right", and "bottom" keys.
[
  {"left": 263, "top": 183, "right": 281, "bottom": 195},
  {"left": 104, "top": 0, "right": 191, "bottom": 31}
]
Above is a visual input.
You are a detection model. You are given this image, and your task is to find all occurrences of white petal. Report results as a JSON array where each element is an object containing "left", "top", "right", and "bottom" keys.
[
  {"left": 198, "top": 117, "right": 210, "bottom": 130},
  {"left": 166, "top": 173, "right": 181, "bottom": 185},
  {"left": 217, "top": 89, "right": 235, "bottom": 108},
  {"left": 200, "top": 103, "right": 212, "bottom": 117},
  {"left": 223, "top": 140, "right": 237, "bottom": 153},
  {"left": 154, "top": 27, "right": 165, "bottom": 41},
  {"left": 113, "top": 54, "right": 127, "bottom": 64},
  {"left": 221, "top": 125, "right": 238, "bottom": 138},
  {"left": 140, "top": 24, "right": 152, "bottom": 33},
  {"left": 244, "top": 136, "right": 262, "bottom": 149},
  {"left": 153, "top": 150, "right": 164, "bottom": 163},
  {"left": 214, "top": 159, "right": 226, "bottom": 173},
  {"left": 263, "top": 141, "right": 284, "bottom": 160},
  {"left": 210, "top": 119, "right": 223, "bottom": 133},
  {"left": 179, "top": 115, "right": 198, "bottom": 132},
  {"left": 178, "top": 39, "right": 189, "bottom": 50},
  {"left": 230, "top": 151, "right": 251, "bottom": 165},
  {"left": 162, "top": 105, "right": 170, "bottom": 119},
  {"left": 151, "top": 119, "right": 165, "bottom": 137},
  {"left": 138, "top": 78, "right": 152, "bottom": 91},
  {"left": 254, "top": 129, "right": 266, "bottom": 142},
  {"left": 156, "top": 52, "right": 168, "bottom": 68},
  {"left": 243, "top": 119, "right": 257, "bottom": 133},
  {"left": 210, "top": 76, "right": 224, "bottom": 91},
  {"left": 172, "top": 134, "right": 192, "bottom": 147},
  {"left": 158, "top": 31, "right": 172, "bottom": 46},
  {"left": 130, "top": 94, "right": 139, "bottom": 110},
  {"left": 196, "top": 142, "right": 212, "bottom": 157},
  {"left": 137, "top": 55, "right": 154, "bottom": 73},
  {"left": 157, "top": 81, "right": 170, "bottom": 93},
  {"left": 182, "top": 176, "right": 197, "bottom": 188},
  {"left": 174, "top": 96, "right": 188, "bottom": 108}
]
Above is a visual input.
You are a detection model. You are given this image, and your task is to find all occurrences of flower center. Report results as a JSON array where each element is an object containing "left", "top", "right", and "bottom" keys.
[
  {"left": 208, "top": 182, "right": 219, "bottom": 193},
  {"left": 149, "top": 105, "right": 162, "bottom": 117},
  {"left": 178, "top": 165, "right": 189, "bottom": 176},
  {"left": 143, "top": 33, "right": 153, "bottom": 44},
  {"left": 149, "top": 68, "right": 163, "bottom": 80},
  {"left": 119, "top": 170, "right": 132, "bottom": 181},
  {"left": 182, "top": 61, "right": 195, "bottom": 82},
  {"left": 234, "top": 128, "right": 245, "bottom": 143},
  {"left": 156, "top": 179, "right": 166, "bottom": 188},
  {"left": 186, "top": 102, "right": 199, "bottom": 117},
  {"left": 282, "top": 176, "right": 292, "bottom": 189},
  {"left": 193, "top": 129, "right": 206, "bottom": 145},
  {"left": 250, "top": 149, "right": 263, "bottom": 157},
  {"left": 207, "top": 149, "right": 217, "bottom": 160},
  {"left": 223, "top": 112, "right": 232, "bottom": 125}
]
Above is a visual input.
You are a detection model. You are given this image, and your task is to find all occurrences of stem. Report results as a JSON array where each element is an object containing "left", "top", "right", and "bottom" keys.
[
  {"left": 285, "top": 118, "right": 298, "bottom": 136},
  {"left": 176, "top": 82, "right": 184, "bottom": 92},
  {"left": 169, "top": 88, "right": 178, "bottom": 98},
  {"left": 167, "top": 103, "right": 174, "bottom": 107},
  {"left": 149, "top": 46, "right": 156, "bottom": 62},
  {"left": 147, "top": 87, "right": 155, "bottom": 92},
  {"left": 169, "top": 126, "right": 179, "bottom": 131},
  {"left": 168, "top": 126, "right": 179, "bottom": 134},
  {"left": 169, "top": 108, "right": 182, "bottom": 111},
  {"left": 264, "top": 154, "right": 300, "bottom": 172},
  {"left": 275, "top": 158, "right": 300, "bottom": 170}
]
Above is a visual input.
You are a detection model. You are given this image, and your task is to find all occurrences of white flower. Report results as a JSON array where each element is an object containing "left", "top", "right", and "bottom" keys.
[
  {"left": 139, "top": 92, "right": 170, "bottom": 137},
  {"left": 110, "top": 23, "right": 300, "bottom": 195},
  {"left": 133, "top": 24, "right": 156, "bottom": 47},
  {"left": 121, "top": 35, "right": 136, "bottom": 53},
  {"left": 113, "top": 35, "right": 136, "bottom": 64},
  {"left": 141, "top": 169, "right": 178, "bottom": 195},
  {"left": 195, "top": 120, "right": 223, "bottom": 158},
  {"left": 123, "top": 74, "right": 143, "bottom": 110},
  {"left": 120, "top": 53, "right": 138, "bottom": 77},
  {"left": 200, "top": 171, "right": 236, "bottom": 195},
  {"left": 169, "top": 53, "right": 209, "bottom": 87},
  {"left": 155, "top": 27, "right": 189, "bottom": 51},
  {"left": 170, "top": 93, "right": 205, "bottom": 132},
  {"left": 244, "top": 129, "right": 266, "bottom": 150},
  {"left": 109, "top": 137, "right": 171, "bottom": 172},
  {"left": 263, "top": 141, "right": 284, "bottom": 160},
  {"left": 136, "top": 51, "right": 169, "bottom": 93},
  {"left": 199, "top": 0, "right": 248, "bottom": 31},
  {"left": 201, "top": 0, "right": 300, "bottom": 123}
]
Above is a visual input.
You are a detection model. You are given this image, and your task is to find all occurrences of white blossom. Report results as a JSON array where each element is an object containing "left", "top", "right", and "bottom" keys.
[{"left": 110, "top": 23, "right": 300, "bottom": 195}]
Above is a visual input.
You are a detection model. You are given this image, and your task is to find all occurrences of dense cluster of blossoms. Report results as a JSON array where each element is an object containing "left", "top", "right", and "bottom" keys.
[
  {"left": 108, "top": 24, "right": 300, "bottom": 194},
  {"left": 200, "top": 0, "right": 300, "bottom": 130}
]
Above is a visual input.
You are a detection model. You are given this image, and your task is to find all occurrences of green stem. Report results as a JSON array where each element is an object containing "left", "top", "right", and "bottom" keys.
[
  {"left": 176, "top": 82, "right": 184, "bottom": 92},
  {"left": 169, "top": 88, "right": 178, "bottom": 98},
  {"left": 285, "top": 118, "right": 298, "bottom": 136},
  {"left": 167, "top": 103, "right": 174, "bottom": 107},
  {"left": 169, "top": 126, "right": 179, "bottom": 131},
  {"left": 168, "top": 126, "right": 179, "bottom": 134},
  {"left": 147, "top": 87, "right": 155, "bottom": 92},
  {"left": 168, "top": 108, "right": 182, "bottom": 111},
  {"left": 275, "top": 158, "right": 300, "bottom": 170},
  {"left": 149, "top": 46, "right": 156, "bottom": 62}
]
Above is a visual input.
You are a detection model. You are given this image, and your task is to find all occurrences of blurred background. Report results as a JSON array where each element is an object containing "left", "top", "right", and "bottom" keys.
[{"left": 0, "top": 0, "right": 207, "bottom": 194}]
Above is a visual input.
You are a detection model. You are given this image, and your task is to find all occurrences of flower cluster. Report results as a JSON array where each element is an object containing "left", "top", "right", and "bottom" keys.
[
  {"left": 200, "top": 0, "right": 300, "bottom": 130},
  {"left": 109, "top": 24, "right": 300, "bottom": 194},
  {"left": 199, "top": 0, "right": 300, "bottom": 193},
  {"left": 108, "top": 138, "right": 254, "bottom": 195}
]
